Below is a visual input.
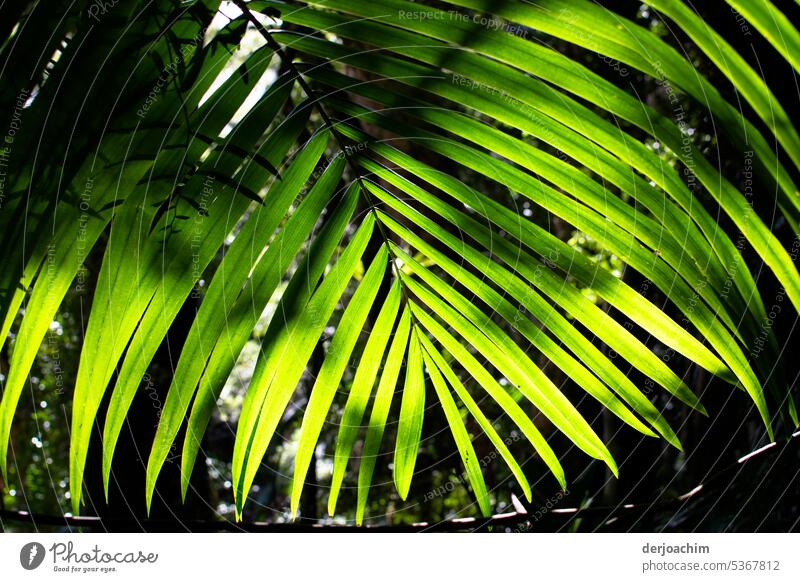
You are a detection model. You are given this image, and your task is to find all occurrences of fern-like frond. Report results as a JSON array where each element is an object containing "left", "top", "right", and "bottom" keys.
[{"left": 1, "top": 0, "right": 798, "bottom": 524}]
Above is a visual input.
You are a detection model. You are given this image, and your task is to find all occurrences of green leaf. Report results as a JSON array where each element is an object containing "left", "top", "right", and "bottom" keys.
[
  {"left": 384, "top": 227, "right": 678, "bottom": 448},
  {"left": 421, "top": 347, "right": 490, "bottom": 517},
  {"left": 393, "top": 243, "right": 658, "bottom": 441},
  {"left": 89, "top": 56, "right": 290, "bottom": 506},
  {"left": 270, "top": 3, "right": 776, "bottom": 325},
  {"left": 364, "top": 170, "right": 704, "bottom": 413},
  {"left": 409, "top": 304, "right": 567, "bottom": 489},
  {"left": 417, "top": 332, "right": 532, "bottom": 502},
  {"left": 726, "top": 0, "right": 800, "bottom": 74},
  {"left": 232, "top": 213, "right": 376, "bottom": 519},
  {"left": 357, "top": 306, "right": 412, "bottom": 525},
  {"left": 327, "top": 279, "right": 403, "bottom": 516},
  {"left": 402, "top": 272, "right": 616, "bottom": 473},
  {"left": 179, "top": 180, "right": 362, "bottom": 500},
  {"left": 393, "top": 328, "right": 426, "bottom": 500},
  {"left": 143, "top": 130, "right": 336, "bottom": 510},
  {"left": 648, "top": 0, "right": 800, "bottom": 174},
  {"left": 290, "top": 244, "right": 388, "bottom": 517}
]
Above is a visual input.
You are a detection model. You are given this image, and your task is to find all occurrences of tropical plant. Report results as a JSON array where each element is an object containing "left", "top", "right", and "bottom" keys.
[{"left": 1, "top": 0, "right": 798, "bottom": 526}]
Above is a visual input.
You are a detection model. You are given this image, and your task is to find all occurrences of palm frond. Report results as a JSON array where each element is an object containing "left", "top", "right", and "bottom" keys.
[{"left": 1, "top": 0, "right": 798, "bottom": 524}]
